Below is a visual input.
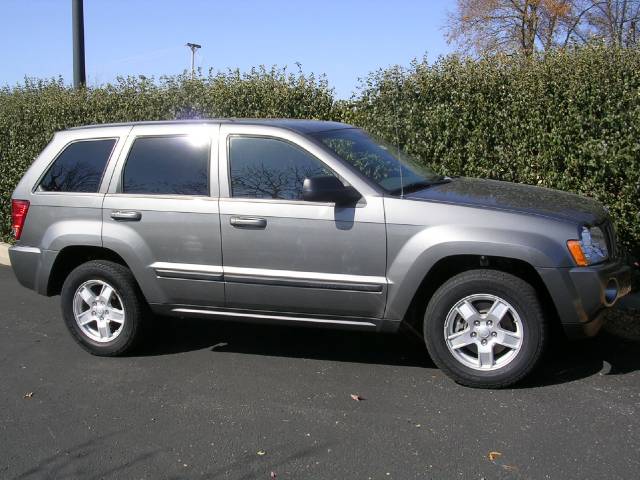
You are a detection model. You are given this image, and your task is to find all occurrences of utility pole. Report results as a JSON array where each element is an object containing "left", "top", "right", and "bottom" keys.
[
  {"left": 72, "top": 0, "right": 86, "bottom": 88},
  {"left": 185, "top": 43, "right": 201, "bottom": 79}
]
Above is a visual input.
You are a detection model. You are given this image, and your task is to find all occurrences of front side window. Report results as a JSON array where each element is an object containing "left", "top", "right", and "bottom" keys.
[
  {"left": 122, "top": 136, "right": 209, "bottom": 195},
  {"left": 313, "top": 128, "right": 445, "bottom": 195},
  {"left": 38, "top": 139, "right": 116, "bottom": 193},
  {"left": 229, "top": 136, "right": 333, "bottom": 200}
]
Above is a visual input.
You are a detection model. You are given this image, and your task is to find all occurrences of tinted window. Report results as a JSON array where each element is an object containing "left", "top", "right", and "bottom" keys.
[
  {"left": 313, "top": 128, "right": 442, "bottom": 195},
  {"left": 122, "top": 136, "right": 209, "bottom": 195},
  {"left": 39, "top": 139, "right": 115, "bottom": 193},
  {"left": 229, "top": 136, "right": 332, "bottom": 200}
]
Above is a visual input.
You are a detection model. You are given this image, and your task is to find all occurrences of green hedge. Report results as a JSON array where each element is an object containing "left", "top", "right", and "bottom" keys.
[
  {"left": 1, "top": 47, "right": 639, "bottom": 258},
  {"left": 342, "top": 46, "right": 640, "bottom": 257},
  {"left": 0, "top": 67, "right": 336, "bottom": 242}
]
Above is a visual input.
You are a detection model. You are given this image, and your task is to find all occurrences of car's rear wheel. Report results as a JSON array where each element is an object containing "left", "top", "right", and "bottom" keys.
[
  {"left": 424, "top": 269, "right": 547, "bottom": 388},
  {"left": 61, "top": 260, "right": 147, "bottom": 356}
]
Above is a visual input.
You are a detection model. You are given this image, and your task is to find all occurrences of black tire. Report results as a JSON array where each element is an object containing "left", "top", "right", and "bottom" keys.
[
  {"left": 61, "top": 260, "right": 148, "bottom": 356},
  {"left": 424, "top": 269, "right": 547, "bottom": 388}
]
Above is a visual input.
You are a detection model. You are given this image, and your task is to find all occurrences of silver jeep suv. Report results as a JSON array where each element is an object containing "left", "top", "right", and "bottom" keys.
[{"left": 9, "top": 119, "right": 632, "bottom": 388}]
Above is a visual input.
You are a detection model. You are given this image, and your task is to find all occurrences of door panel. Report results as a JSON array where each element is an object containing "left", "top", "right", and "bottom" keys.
[
  {"left": 103, "top": 124, "right": 224, "bottom": 307},
  {"left": 218, "top": 125, "right": 387, "bottom": 319},
  {"left": 220, "top": 201, "right": 387, "bottom": 317}
]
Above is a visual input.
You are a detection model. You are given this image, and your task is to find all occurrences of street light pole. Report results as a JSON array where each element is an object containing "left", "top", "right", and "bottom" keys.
[
  {"left": 72, "top": 0, "right": 86, "bottom": 88},
  {"left": 185, "top": 43, "right": 201, "bottom": 79}
]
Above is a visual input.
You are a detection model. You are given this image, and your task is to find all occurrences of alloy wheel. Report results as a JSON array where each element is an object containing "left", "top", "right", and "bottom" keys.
[
  {"left": 443, "top": 293, "right": 524, "bottom": 371},
  {"left": 73, "top": 279, "right": 126, "bottom": 343}
]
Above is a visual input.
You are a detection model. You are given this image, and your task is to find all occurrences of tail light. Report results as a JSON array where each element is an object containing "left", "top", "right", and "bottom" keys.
[{"left": 11, "top": 199, "right": 30, "bottom": 240}]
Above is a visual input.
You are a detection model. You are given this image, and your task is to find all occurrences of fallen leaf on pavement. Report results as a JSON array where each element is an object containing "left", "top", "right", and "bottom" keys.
[
  {"left": 350, "top": 394, "right": 364, "bottom": 401},
  {"left": 488, "top": 451, "right": 502, "bottom": 461},
  {"left": 23, "top": 392, "right": 34, "bottom": 399},
  {"left": 257, "top": 450, "right": 266, "bottom": 456}
]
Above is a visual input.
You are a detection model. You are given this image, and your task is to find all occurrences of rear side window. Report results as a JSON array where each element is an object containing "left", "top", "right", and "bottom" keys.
[
  {"left": 38, "top": 139, "right": 116, "bottom": 193},
  {"left": 229, "top": 136, "right": 332, "bottom": 200},
  {"left": 122, "top": 136, "right": 209, "bottom": 196}
]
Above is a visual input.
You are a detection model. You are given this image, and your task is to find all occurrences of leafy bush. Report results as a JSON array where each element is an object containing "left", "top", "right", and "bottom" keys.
[
  {"left": 342, "top": 45, "right": 640, "bottom": 257},
  {"left": 1, "top": 48, "right": 638, "bottom": 259},
  {"left": 0, "top": 67, "right": 336, "bottom": 242}
]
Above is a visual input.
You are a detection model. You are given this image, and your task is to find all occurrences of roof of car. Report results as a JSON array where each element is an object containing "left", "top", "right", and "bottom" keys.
[{"left": 67, "top": 119, "right": 353, "bottom": 134}]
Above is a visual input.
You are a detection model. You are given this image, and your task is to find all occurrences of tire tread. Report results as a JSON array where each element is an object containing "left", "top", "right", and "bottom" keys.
[
  {"left": 61, "top": 260, "right": 147, "bottom": 356},
  {"left": 424, "top": 269, "right": 547, "bottom": 388}
]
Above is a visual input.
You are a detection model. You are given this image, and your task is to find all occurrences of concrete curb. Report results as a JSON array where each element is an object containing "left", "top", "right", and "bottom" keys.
[{"left": 0, "top": 243, "right": 10, "bottom": 266}]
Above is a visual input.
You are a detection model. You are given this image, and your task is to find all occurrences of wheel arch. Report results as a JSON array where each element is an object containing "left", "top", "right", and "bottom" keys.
[
  {"left": 47, "top": 245, "right": 132, "bottom": 296},
  {"left": 394, "top": 254, "right": 559, "bottom": 333}
]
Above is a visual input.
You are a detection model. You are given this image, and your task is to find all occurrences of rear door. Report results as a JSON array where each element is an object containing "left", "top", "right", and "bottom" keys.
[
  {"left": 103, "top": 123, "right": 224, "bottom": 308},
  {"left": 218, "top": 124, "right": 388, "bottom": 320}
]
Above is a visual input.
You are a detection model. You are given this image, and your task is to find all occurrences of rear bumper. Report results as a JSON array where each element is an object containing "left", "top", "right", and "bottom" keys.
[
  {"left": 9, "top": 246, "right": 56, "bottom": 295},
  {"left": 537, "top": 259, "right": 632, "bottom": 339}
]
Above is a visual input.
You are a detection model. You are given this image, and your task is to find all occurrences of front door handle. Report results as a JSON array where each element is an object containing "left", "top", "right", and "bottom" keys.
[
  {"left": 230, "top": 216, "right": 267, "bottom": 229},
  {"left": 111, "top": 210, "right": 142, "bottom": 221}
]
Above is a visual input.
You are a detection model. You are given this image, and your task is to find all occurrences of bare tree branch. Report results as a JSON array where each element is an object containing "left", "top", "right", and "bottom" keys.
[{"left": 445, "top": 0, "right": 640, "bottom": 55}]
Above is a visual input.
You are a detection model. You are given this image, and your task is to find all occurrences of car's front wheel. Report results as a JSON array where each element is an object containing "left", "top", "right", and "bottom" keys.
[
  {"left": 424, "top": 269, "right": 547, "bottom": 388},
  {"left": 61, "top": 260, "right": 147, "bottom": 356}
]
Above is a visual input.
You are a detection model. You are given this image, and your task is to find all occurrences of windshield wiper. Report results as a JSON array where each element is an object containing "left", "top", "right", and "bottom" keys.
[{"left": 390, "top": 177, "right": 451, "bottom": 196}]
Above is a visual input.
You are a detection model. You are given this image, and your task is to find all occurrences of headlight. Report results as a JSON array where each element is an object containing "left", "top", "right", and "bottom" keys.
[{"left": 567, "top": 226, "right": 609, "bottom": 266}]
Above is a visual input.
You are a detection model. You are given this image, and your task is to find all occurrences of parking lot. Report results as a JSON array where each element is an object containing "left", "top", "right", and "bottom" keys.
[{"left": 0, "top": 265, "right": 638, "bottom": 479}]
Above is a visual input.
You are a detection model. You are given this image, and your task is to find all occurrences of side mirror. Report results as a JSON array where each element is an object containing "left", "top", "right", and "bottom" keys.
[{"left": 302, "top": 176, "right": 361, "bottom": 206}]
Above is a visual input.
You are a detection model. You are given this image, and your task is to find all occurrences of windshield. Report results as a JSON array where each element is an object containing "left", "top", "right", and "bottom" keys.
[{"left": 312, "top": 128, "right": 445, "bottom": 195}]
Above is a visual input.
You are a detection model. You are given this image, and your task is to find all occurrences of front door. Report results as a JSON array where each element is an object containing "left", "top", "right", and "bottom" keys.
[
  {"left": 218, "top": 124, "right": 387, "bottom": 319},
  {"left": 103, "top": 123, "right": 224, "bottom": 308}
]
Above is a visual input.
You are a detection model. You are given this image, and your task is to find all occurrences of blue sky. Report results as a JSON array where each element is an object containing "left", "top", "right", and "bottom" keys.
[{"left": 1, "top": 0, "right": 454, "bottom": 98}]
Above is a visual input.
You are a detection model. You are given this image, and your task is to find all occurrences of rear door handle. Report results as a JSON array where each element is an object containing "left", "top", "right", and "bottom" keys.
[
  {"left": 230, "top": 216, "right": 267, "bottom": 229},
  {"left": 111, "top": 210, "right": 142, "bottom": 221}
]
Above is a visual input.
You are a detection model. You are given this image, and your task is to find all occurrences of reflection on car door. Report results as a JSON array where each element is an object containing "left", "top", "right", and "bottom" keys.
[
  {"left": 103, "top": 124, "right": 225, "bottom": 308},
  {"left": 218, "top": 124, "right": 388, "bottom": 319}
]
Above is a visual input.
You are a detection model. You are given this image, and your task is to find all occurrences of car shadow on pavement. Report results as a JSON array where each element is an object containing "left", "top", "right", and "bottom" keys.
[
  {"left": 522, "top": 331, "right": 640, "bottom": 388},
  {"left": 138, "top": 315, "right": 640, "bottom": 387},
  {"left": 140, "top": 315, "right": 433, "bottom": 368}
]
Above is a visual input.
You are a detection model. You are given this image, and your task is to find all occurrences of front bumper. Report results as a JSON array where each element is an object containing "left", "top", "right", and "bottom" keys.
[{"left": 537, "top": 259, "right": 632, "bottom": 339}]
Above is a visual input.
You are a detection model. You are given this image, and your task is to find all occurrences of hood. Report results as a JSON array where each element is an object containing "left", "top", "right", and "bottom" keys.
[{"left": 405, "top": 177, "right": 608, "bottom": 225}]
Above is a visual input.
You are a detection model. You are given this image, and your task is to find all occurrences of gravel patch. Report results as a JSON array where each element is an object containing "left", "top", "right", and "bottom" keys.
[{"left": 604, "top": 307, "right": 640, "bottom": 341}]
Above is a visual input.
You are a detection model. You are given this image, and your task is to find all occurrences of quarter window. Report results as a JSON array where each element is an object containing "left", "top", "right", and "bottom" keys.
[
  {"left": 122, "top": 136, "right": 210, "bottom": 196},
  {"left": 229, "top": 136, "right": 332, "bottom": 200},
  {"left": 38, "top": 139, "right": 116, "bottom": 193}
]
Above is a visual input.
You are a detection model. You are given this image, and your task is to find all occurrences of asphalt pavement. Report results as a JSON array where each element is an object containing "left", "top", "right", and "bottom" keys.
[{"left": 0, "top": 265, "right": 638, "bottom": 479}]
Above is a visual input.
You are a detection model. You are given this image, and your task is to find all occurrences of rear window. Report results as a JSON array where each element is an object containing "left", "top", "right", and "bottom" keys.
[
  {"left": 122, "top": 136, "right": 209, "bottom": 196},
  {"left": 38, "top": 139, "right": 116, "bottom": 193}
]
